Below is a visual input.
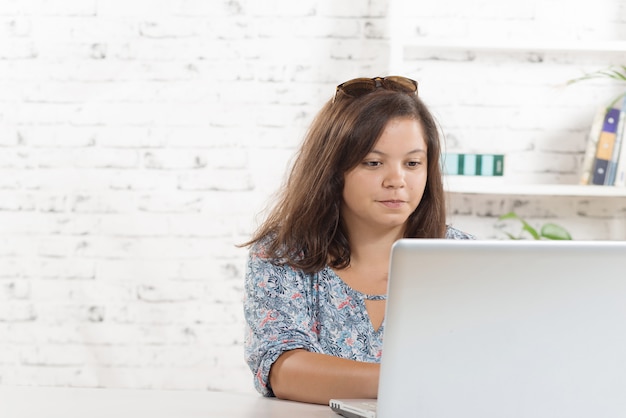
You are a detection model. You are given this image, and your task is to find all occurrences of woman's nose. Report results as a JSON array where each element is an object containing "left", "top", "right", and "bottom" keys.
[{"left": 382, "top": 165, "right": 405, "bottom": 188}]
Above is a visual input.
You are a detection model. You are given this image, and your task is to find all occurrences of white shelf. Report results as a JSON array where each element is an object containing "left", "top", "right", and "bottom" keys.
[
  {"left": 444, "top": 177, "right": 626, "bottom": 197},
  {"left": 404, "top": 40, "right": 626, "bottom": 54}
]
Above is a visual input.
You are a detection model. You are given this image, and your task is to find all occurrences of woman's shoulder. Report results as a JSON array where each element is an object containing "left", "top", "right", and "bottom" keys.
[
  {"left": 445, "top": 225, "right": 476, "bottom": 240},
  {"left": 247, "top": 234, "right": 317, "bottom": 275},
  {"left": 248, "top": 234, "right": 275, "bottom": 260}
]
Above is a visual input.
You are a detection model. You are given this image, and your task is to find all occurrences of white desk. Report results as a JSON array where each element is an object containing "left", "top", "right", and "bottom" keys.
[{"left": 0, "top": 386, "right": 336, "bottom": 418}]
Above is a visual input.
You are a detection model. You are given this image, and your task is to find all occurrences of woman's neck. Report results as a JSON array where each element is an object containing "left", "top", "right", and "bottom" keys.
[
  {"left": 341, "top": 226, "right": 403, "bottom": 278},
  {"left": 331, "top": 231, "right": 399, "bottom": 298},
  {"left": 349, "top": 224, "right": 403, "bottom": 257}
]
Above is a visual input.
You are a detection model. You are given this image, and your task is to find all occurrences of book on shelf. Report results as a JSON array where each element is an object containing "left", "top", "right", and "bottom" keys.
[
  {"left": 579, "top": 107, "right": 607, "bottom": 185},
  {"left": 606, "top": 96, "right": 626, "bottom": 185},
  {"left": 613, "top": 141, "right": 626, "bottom": 187},
  {"left": 591, "top": 106, "right": 621, "bottom": 185},
  {"left": 442, "top": 153, "right": 504, "bottom": 176},
  {"left": 611, "top": 97, "right": 626, "bottom": 187}
]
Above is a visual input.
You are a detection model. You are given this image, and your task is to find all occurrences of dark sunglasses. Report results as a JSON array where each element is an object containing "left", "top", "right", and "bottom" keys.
[{"left": 333, "top": 76, "right": 418, "bottom": 102}]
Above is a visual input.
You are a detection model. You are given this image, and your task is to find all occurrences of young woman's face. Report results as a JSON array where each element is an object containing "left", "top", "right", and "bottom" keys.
[{"left": 341, "top": 117, "right": 428, "bottom": 236}]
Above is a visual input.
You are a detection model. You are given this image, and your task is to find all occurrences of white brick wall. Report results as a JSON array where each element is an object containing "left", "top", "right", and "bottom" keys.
[{"left": 0, "top": 0, "right": 625, "bottom": 394}]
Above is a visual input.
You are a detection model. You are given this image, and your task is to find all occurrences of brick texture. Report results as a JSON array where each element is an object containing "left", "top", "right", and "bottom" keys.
[{"left": 1, "top": 0, "right": 626, "bottom": 394}]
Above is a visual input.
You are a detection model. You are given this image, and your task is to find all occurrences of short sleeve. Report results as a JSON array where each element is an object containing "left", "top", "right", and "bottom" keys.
[{"left": 243, "top": 245, "right": 323, "bottom": 397}]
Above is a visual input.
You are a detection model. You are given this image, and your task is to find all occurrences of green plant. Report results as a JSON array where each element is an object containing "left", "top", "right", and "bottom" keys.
[
  {"left": 567, "top": 65, "right": 626, "bottom": 107},
  {"left": 497, "top": 212, "right": 572, "bottom": 240}
]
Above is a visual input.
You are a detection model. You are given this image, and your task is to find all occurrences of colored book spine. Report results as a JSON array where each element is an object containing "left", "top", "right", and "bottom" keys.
[
  {"left": 614, "top": 136, "right": 626, "bottom": 187},
  {"left": 442, "top": 153, "right": 504, "bottom": 176},
  {"left": 608, "top": 97, "right": 626, "bottom": 186},
  {"left": 579, "top": 107, "right": 607, "bottom": 185},
  {"left": 605, "top": 97, "right": 626, "bottom": 186},
  {"left": 591, "top": 107, "right": 621, "bottom": 185}
]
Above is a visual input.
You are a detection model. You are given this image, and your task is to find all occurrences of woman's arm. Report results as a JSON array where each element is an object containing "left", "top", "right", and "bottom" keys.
[{"left": 269, "top": 349, "right": 380, "bottom": 405}]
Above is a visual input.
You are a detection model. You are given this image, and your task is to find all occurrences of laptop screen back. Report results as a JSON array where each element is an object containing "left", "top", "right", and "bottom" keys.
[{"left": 377, "top": 239, "right": 626, "bottom": 418}]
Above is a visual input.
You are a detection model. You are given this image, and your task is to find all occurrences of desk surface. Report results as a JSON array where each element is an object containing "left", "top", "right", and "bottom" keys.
[{"left": 0, "top": 386, "right": 336, "bottom": 418}]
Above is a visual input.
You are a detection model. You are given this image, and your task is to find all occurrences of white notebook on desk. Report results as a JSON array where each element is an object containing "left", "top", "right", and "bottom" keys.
[{"left": 331, "top": 239, "right": 626, "bottom": 418}]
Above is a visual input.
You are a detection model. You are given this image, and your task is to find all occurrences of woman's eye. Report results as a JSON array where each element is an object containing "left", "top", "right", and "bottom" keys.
[
  {"left": 363, "top": 161, "right": 382, "bottom": 167},
  {"left": 407, "top": 161, "right": 421, "bottom": 167}
]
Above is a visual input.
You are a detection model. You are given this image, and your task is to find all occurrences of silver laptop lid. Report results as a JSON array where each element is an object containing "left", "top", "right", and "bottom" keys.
[{"left": 377, "top": 239, "right": 626, "bottom": 418}]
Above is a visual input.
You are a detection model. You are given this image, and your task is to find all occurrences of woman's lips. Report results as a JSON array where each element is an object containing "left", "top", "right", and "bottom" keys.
[{"left": 379, "top": 200, "right": 405, "bottom": 209}]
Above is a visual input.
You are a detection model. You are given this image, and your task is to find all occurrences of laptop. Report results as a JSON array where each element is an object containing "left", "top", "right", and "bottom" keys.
[{"left": 331, "top": 239, "right": 626, "bottom": 418}]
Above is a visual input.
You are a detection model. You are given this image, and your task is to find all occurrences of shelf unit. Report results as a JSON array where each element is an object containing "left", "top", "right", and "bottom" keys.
[
  {"left": 403, "top": 40, "right": 626, "bottom": 54},
  {"left": 401, "top": 39, "right": 626, "bottom": 199},
  {"left": 444, "top": 177, "right": 626, "bottom": 197}
]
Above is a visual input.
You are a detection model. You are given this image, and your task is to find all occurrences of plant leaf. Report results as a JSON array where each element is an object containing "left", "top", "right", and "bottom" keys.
[
  {"left": 567, "top": 65, "right": 626, "bottom": 85},
  {"left": 501, "top": 232, "right": 520, "bottom": 240},
  {"left": 498, "top": 211, "right": 540, "bottom": 239},
  {"left": 540, "top": 223, "right": 572, "bottom": 240},
  {"left": 521, "top": 221, "right": 541, "bottom": 240},
  {"left": 608, "top": 91, "right": 626, "bottom": 109},
  {"left": 498, "top": 211, "right": 521, "bottom": 221}
]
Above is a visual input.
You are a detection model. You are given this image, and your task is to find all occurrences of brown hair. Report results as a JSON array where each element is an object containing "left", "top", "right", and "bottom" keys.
[{"left": 243, "top": 88, "right": 446, "bottom": 273}]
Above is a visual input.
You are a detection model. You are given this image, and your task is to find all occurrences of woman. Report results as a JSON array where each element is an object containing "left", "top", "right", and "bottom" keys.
[{"left": 242, "top": 76, "right": 473, "bottom": 404}]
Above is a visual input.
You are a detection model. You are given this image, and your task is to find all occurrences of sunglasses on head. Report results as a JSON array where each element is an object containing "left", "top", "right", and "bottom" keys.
[{"left": 333, "top": 76, "right": 418, "bottom": 102}]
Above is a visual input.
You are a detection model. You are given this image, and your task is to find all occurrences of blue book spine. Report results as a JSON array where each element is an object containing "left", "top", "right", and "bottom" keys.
[{"left": 591, "top": 107, "right": 621, "bottom": 185}]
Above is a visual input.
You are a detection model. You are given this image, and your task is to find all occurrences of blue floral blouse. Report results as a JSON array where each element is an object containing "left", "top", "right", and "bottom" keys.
[{"left": 243, "top": 226, "right": 475, "bottom": 396}]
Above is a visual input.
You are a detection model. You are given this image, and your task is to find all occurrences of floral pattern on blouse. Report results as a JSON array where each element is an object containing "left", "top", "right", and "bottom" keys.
[{"left": 243, "top": 226, "right": 474, "bottom": 396}]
